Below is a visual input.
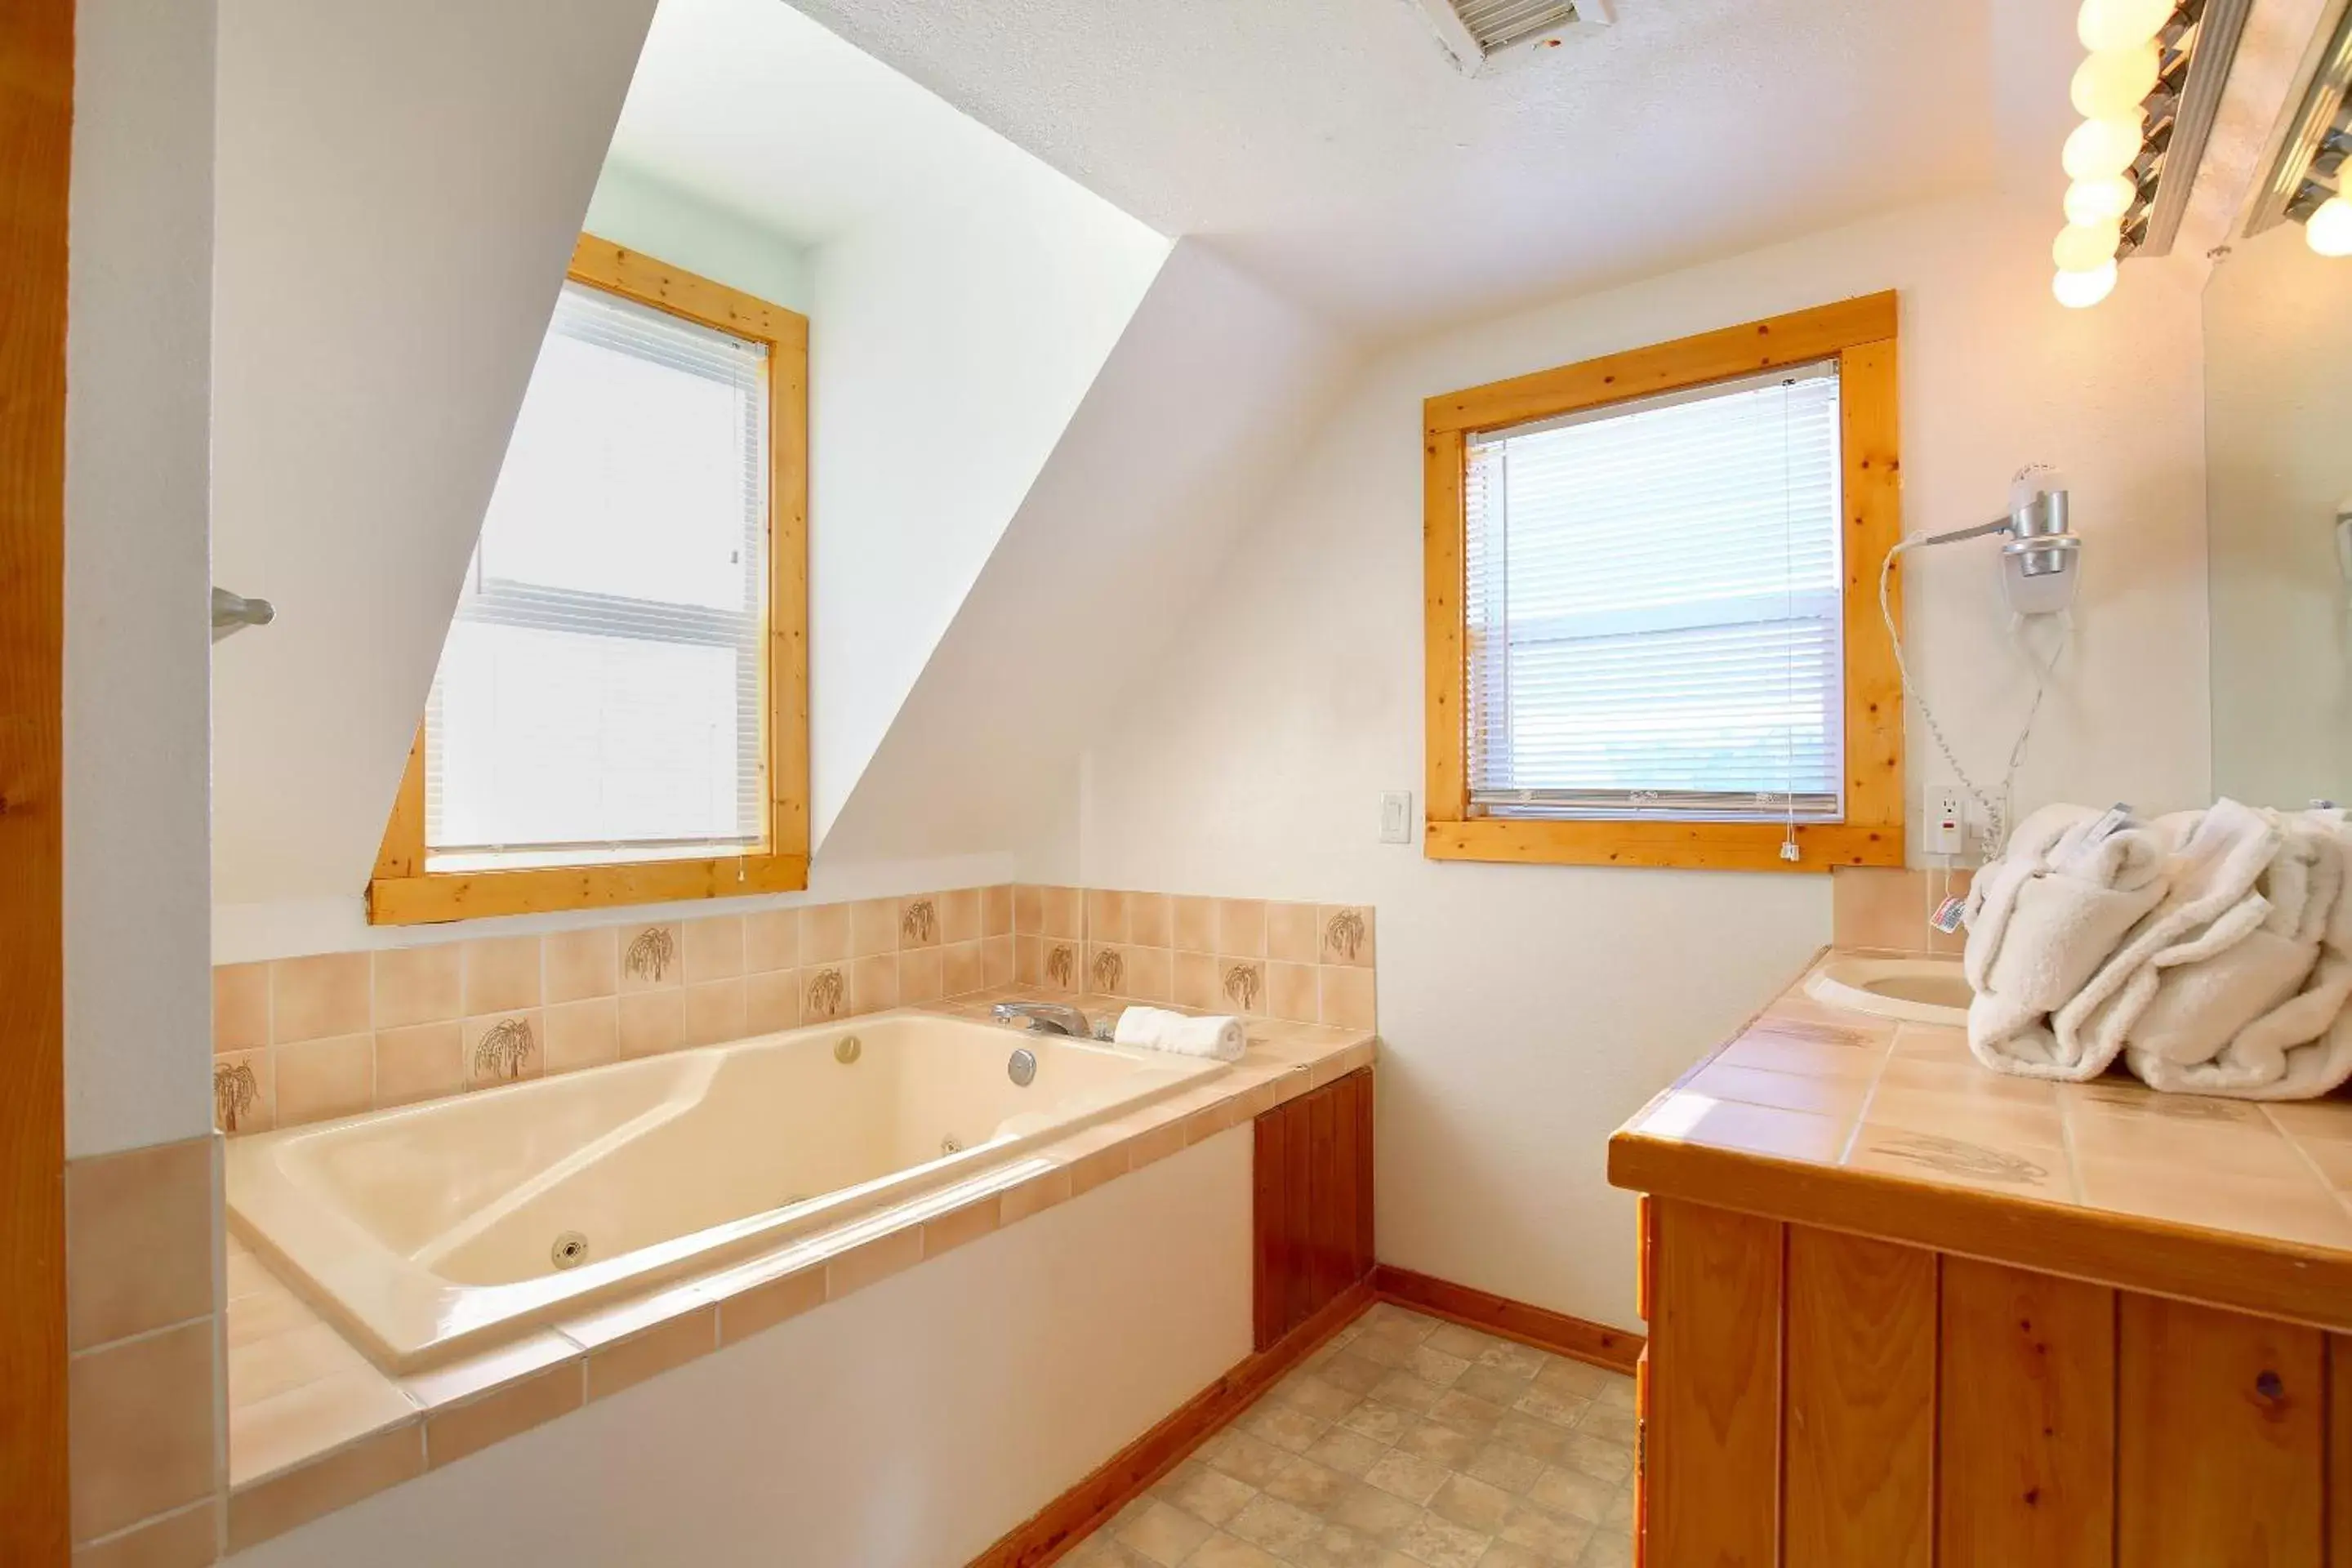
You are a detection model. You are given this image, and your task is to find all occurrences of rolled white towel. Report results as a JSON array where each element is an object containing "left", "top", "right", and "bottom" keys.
[{"left": 1113, "top": 1005, "right": 1245, "bottom": 1062}]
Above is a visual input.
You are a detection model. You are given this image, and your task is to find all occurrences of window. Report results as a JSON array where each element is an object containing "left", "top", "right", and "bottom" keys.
[
  {"left": 370, "top": 236, "right": 808, "bottom": 922},
  {"left": 1424, "top": 294, "right": 1904, "bottom": 871}
]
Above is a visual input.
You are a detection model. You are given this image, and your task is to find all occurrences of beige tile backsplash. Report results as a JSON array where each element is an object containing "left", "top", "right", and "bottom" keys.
[{"left": 213, "top": 884, "right": 1378, "bottom": 1135}]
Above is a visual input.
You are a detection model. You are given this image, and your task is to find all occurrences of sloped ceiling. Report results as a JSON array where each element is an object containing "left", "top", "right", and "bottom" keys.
[
  {"left": 817, "top": 239, "right": 1355, "bottom": 872},
  {"left": 776, "top": 0, "right": 1997, "bottom": 335},
  {"left": 210, "top": 0, "right": 662, "bottom": 905}
]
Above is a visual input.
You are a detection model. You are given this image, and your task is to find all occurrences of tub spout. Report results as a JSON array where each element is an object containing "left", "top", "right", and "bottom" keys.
[{"left": 991, "top": 1001, "right": 1090, "bottom": 1038}]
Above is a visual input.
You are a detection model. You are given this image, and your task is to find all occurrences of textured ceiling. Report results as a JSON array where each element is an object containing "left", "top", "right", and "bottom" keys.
[{"left": 766, "top": 0, "right": 1998, "bottom": 335}]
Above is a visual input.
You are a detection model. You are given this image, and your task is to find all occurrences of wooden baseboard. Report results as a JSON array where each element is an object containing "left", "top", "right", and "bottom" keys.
[
  {"left": 1373, "top": 1263, "right": 1645, "bottom": 1375},
  {"left": 969, "top": 1276, "right": 1377, "bottom": 1568}
]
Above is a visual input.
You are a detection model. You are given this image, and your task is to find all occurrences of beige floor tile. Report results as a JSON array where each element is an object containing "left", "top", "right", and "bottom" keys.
[
  {"left": 1264, "top": 1454, "right": 1352, "bottom": 1515},
  {"left": 1228, "top": 1494, "right": 1327, "bottom": 1557},
  {"left": 1422, "top": 1322, "right": 1499, "bottom": 1362},
  {"left": 1205, "top": 1429, "right": 1297, "bottom": 1487},
  {"left": 1430, "top": 1473, "right": 1516, "bottom": 1534},
  {"left": 1186, "top": 1533, "right": 1290, "bottom": 1568},
  {"left": 1363, "top": 1447, "right": 1451, "bottom": 1505},
  {"left": 1339, "top": 1400, "right": 1414, "bottom": 1446},
  {"left": 1114, "top": 1498, "right": 1214, "bottom": 1566},
  {"left": 1525, "top": 1465, "right": 1615, "bottom": 1526},
  {"left": 1463, "top": 1443, "right": 1548, "bottom": 1495},
  {"left": 1392, "top": 1508, "right": 1494, "bottom": 1568},
  {"left": 1303, "top": 1427, "right": 1388, "bottom": 1478},
  {"left": 1155, "top": 1459, "right": 1258, "bottom": 1527},
  {"left": 1064, "top": 1310, "right": 1635, "bottom": 1568},
  {"left": 1241, "top": 1401, "right": 1331, "bottom": 1454}
]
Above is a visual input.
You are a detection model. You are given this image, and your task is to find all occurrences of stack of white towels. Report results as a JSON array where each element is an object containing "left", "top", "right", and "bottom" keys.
[{"left": 1965, "top": 799, "right": 2352, "bottom": 1099}]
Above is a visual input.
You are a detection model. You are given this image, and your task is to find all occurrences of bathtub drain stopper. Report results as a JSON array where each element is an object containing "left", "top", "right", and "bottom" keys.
[
  {"left": 834, "top": 1035, "right": 862, "bottom": 1064},
  {"left": 1008, "top": 1048, "right": 1036, "bottom": 1087},
  {"left": 550, "top": 1232, "right": 590, "bottom": 1270}
]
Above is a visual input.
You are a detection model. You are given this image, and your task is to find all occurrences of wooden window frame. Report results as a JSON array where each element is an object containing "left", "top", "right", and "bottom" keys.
[
  {"left": 368, "top": 234, "right": 810, "bottom": 924},
  {"left": 1422, "top": 292, "right": 1904, "bottom": 873}
]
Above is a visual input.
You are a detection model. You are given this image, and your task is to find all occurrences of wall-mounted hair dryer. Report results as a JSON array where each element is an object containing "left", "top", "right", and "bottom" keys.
[{"left": 1900, "top": 466, "right": 2082, "bottom": 616}]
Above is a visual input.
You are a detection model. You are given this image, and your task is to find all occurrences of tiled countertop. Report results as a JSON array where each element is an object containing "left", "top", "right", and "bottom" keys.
[
  {"left": 223, "top": 991, "right": 1375, "bottom": 1554},
  {"left": 1609, "top": 951, "right": 2352, "bottom": 1334}
]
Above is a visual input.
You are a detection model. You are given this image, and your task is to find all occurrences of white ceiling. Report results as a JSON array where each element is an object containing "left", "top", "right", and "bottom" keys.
[
  {"left": 760, "top": 0, "right": 2002, "bottom": 335},
  {"left": 606, "top": 0, "right": 1065, "bottom": 247}
]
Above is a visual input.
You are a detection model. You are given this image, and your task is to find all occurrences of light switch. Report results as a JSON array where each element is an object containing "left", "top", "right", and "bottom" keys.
[{"left": 1380, "top": 791, "right": 1414, "bottom": 844}]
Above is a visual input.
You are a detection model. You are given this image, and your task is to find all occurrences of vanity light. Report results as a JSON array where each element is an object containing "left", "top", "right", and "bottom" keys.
[
  {"left": 2052, "top": 259, "right": 2119, "bottom": 308},
  {"left": 2307, "top": 194, "right": 2352, "bottom": 256},
  {"left": 2077, "top": 0, "right": 2174, "bottom": 51},
  {"left": 2065, "top": 173, "right": 2138, "bottom": 225},
  {"left": 2053, "top": 220, "right": 2125, "bottom": 271},
  {"left": 2070, "top": 43, "right": 2160, "bottom": 121},
  {"left": 2062, "top": 114, "right": 2145, "bottom": 180}
]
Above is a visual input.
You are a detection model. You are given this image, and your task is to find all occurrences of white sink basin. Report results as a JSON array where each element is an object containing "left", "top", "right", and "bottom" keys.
[{"left": 1805, "top": 955, "right": 1971, "bottom": 1027}]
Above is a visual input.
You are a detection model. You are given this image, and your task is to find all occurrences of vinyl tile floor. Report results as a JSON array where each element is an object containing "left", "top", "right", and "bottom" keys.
[{"left": 1065, "top": 1303, "right": 1637, "bottom": 1568}]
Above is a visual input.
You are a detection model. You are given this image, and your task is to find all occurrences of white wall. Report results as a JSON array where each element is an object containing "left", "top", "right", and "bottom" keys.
[
  {"left": 64, "top": 0, "right": 217, "bottom": 1160},
  {"left": 2204, "top": 218, "right": 2352, "bottom": 808},
  {"left": 208, "top": 0, "right": 659, "bottom": 911},
  {"left": 227, "top": 1128, "right": 1253, "bottom": 1567},
  {"left": 807, "top": 174, "right": 1169, "bottom": 844},
  {"left": 818, "top": 239, "right": 1356, "bottom": 877},
  {"left": 584, "top": 160, "right": 813, "bottom": 313},
  {"left": 1076, "top": 190, "right": 2212, "bottom": 1330}
]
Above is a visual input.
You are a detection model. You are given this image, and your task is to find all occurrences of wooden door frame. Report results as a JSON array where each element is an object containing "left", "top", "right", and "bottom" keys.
[{"left": 2, "top": 0, "right": 75, "bottom": 1557}]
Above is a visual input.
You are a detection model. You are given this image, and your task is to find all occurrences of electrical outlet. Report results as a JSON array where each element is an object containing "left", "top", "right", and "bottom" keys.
[
  {"left": 1925, "top": 785, "right": 1966, "bottom": 857},
  {"left": 1379, "top": 791, "right": 1414, "bottom": 844}
]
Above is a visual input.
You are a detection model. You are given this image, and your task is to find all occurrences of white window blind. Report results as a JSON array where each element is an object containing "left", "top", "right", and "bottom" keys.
[
  {"left": 1463, "top": 361, "right": 1846, "bottom": 823},
  {"left": 425, "top": 281, "right": 770, "bottom": 872}
]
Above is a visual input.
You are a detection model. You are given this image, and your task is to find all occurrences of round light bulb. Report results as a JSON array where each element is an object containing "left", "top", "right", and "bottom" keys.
[
  {"left": 2307, "top": 195, "right": 2352, "bottom": 257},
  {"left": 2065, "top": 172, "right": 2137, "bottom": 225},
  {"left": 2077, "top": 0, "right": 2173, "bottom": 52},
  {"left": 2053, "top": 260, "right": 2119, "bottom": 309},
  {"left": 2069, "top": 43, "right": 2159, "bottom": 120},
  {"left": 2053, "top": 221, "right": 2122, "bottom": 272},
  {"left": 2062, "top": 116, "right": 2143, "bottom": 180}
]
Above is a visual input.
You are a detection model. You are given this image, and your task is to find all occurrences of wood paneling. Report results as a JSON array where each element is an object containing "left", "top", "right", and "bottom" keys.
[
  {"left": 1783, "top": 1230, "right": 1935, "bottom": 1568},
  {"left": 0, "top": 0, "right": 74, "bottom": 1556},
  {"left": 971, "top": 1279, "right": 1375, "bottom": 1568},
  {"left": 2330, "top": 1335, "right": 2350, "bottom": 1568},
  {"left": 1648, "top": 1200, "right": 1782, "bottom": 1568},
  {"left": 1373, "top": 1264, "right": 1645, "bottom": 1375},
  {"left": 1421, "top": 293, "right": 1904, "bottom": 871},
  {"left": 1938, "top": 1257, "right": 2114, "bottom": 1568},
  {"left": 2118, "top": 1293, "right": 2324, "bottom": 1568},
  {"left": 1253, "top": 1071, "right": 1374, "bottom": 1352}
]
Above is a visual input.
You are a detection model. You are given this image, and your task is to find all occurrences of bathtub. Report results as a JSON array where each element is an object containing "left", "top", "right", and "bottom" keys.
[{"left": 226, "top": 1009, "right": 1227, "bottom": 1370}]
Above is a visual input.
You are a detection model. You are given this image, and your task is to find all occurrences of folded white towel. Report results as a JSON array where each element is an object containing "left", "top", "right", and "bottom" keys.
[
  {"left": 2124, "top": 808, "right": 2352, "bottom": 1099},
  {"left": 1964, "top": 803, "right": 2169, "bottom": 1079},
  {"left": 2050, "top": 799, "right": 2290, "bottom": 1080},
  {"left": 1113, "top": 1005, "right": 1245, "bottom": 1062}
]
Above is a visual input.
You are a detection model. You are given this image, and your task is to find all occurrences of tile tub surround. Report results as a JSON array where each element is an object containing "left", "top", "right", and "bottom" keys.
[
  {"left": 1829, "top": 864, "right": 1974, "bottom": 957},
  {"left": 64, "top": 1133, "right": 225, "bottom": 1564},
  {"left": 1066, "top": 1302, "right": 1637, "bottom": 1568},
  {"left": 216, "top": 993, "right": 1375, "bottom": 1553},
  {"left": 212, "top": 886, "right": 1377, "bottom": 1137},
  {"left": 1610, "top": 955, "right": 2352, "bottom": 1331}
]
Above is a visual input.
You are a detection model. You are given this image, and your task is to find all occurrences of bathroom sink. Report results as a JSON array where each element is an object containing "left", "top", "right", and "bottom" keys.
[{"left": 1804, "top": 955, "right": 1971, "bottom": 1027}]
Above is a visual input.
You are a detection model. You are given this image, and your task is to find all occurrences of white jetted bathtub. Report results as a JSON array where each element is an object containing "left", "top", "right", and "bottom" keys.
[{"left": 227, "top": 1009, "right": 1227, "bottom": 1370}]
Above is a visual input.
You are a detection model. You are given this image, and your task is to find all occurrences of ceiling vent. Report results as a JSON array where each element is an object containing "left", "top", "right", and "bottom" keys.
[{"left": 1408, "top": 0, "right": 1617, "bottom": 74}]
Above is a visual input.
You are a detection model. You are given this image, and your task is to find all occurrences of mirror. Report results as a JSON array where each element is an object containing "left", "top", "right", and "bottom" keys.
[{"left": 2205, "top": 181, "right": 2352, "bottom": 805}]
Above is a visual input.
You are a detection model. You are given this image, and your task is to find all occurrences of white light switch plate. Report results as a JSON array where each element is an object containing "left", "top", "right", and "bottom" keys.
[
  {"left": 1379, "top": 791, "right": 1414, "bottom": 844},
  {"left": 1925, "top": 785, "right": 1966, "bottom": 857}
]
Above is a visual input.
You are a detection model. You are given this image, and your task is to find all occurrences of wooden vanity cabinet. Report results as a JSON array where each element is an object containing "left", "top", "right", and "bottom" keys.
[{"left": 1628, "top": 1196, "right": 2352, "bottom": 1568}]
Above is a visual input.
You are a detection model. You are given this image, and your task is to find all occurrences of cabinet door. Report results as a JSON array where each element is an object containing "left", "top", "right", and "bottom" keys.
[{"left": 1252, "top": 1069, "right": 1375, "bottom": 1349}]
